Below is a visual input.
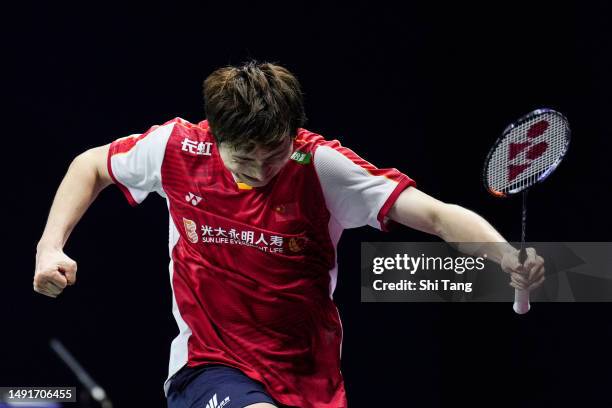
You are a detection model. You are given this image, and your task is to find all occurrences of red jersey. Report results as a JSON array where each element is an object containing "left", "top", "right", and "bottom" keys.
[{"left": 107, "top": 118, "right": 415, "bottom": 407}]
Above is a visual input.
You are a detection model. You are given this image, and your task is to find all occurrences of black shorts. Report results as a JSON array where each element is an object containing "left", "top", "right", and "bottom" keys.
[{"left": 167, "top": 364, "right": 279, "bottom": 408}]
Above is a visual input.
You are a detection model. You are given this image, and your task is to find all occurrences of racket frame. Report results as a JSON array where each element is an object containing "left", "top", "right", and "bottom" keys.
[{"left": 482, "top": 108, "right": 571, "bottom": 198}]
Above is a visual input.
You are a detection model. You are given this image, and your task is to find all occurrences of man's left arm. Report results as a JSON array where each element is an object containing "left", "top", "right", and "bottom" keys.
[{"left": 387, "top": 187, "right": 545, "bottom": 291}]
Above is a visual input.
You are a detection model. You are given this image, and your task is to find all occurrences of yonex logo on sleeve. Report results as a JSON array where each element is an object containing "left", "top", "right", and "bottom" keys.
[{"left": 205, "top": 393, "right": 230, "bottom": 408}]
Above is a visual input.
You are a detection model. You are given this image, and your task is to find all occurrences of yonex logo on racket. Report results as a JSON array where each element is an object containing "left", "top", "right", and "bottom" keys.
[
  {"left": 507, "top": 120, "right": 550, "bottom": 182},
  {"left": 483, "top": 108, "right": 570, "bottom": 197}
]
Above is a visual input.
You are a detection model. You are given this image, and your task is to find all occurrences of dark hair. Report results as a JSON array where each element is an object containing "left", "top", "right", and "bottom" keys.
[{"left": 203, "top": 61, "right": 307, "bottom": 152}]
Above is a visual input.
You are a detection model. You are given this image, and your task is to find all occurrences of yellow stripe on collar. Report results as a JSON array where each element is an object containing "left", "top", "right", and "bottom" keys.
[{"left": 237, "top": 182, "right": 253, "bottom": 190}]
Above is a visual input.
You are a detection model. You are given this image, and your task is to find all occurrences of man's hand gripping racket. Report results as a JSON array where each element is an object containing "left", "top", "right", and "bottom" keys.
[{"left": 483, "top": 108, "right": 571, "bottom": 314}]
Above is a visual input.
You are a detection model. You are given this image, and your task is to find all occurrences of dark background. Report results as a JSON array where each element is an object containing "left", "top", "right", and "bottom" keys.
[{"left": 3, "top": 1, "right": 612, "bottom": 407}]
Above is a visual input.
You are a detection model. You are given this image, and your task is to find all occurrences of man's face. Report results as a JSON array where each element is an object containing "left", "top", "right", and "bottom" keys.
[{"left": 218, "top": 137, "right": 294, "bottom": 188}]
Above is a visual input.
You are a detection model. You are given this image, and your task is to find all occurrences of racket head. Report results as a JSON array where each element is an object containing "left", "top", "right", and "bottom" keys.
[{"left": 483, "top": 108, "right": 571, "bottom": 198}]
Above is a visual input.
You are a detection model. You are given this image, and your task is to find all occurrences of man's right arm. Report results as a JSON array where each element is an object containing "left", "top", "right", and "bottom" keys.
[{"left": 34, "top": 144, "right": 113, "bottom": 298}]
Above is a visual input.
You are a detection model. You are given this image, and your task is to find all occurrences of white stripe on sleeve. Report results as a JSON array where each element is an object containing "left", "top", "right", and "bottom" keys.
[
  {"left": 313, "top": 145, "right": 400, "bottom": 229},
  {"left": 109, "top": 123, "right": 175, "bottom": 204}
]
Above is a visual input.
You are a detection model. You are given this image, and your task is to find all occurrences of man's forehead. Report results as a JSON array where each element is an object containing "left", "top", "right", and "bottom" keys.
[{"left": 231, "top": 138, "right": 291, "bottom": 155}]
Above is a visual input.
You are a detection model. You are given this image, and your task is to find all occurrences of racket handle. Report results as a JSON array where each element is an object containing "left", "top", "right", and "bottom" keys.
[{"left": 513, "top": 288, "right": 530, "bottom": 314}]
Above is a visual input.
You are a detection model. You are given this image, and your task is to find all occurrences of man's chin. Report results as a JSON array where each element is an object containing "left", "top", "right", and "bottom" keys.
[
  {"left": 238, "top": 175, "right": 270, "bottom": 187},
  {"left": 251, "top": 182, "right": 266, "bottom": 187}
]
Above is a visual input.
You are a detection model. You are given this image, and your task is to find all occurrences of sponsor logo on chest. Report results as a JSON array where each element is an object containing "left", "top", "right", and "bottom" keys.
[
  {"left": 181, "top": 137, "right": 212, "bottom": 156},
  {"left": 180, "top": 217, "right": 304, "bottom": 255}
]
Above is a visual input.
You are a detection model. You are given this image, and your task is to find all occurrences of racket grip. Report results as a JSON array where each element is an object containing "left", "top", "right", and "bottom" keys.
[{"left": 513, "top": 288, "right": 530, "bottom": 314}]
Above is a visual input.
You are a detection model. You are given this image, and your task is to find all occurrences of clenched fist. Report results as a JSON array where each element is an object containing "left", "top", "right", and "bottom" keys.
[
  {"left": 501, "top": 247, "right": 545, "bottom": 291},
  {"left": 34, "top": 246, "right": 77, "bottom": 298}
]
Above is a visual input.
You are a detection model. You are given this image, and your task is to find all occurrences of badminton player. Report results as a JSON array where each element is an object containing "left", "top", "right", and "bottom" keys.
[{"left": 33, "top": 61, "right": 545, "bottom": 408}]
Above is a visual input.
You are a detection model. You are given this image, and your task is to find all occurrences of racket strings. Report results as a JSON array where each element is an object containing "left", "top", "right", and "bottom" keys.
[{"left": 486, "top": 112, "right": 569, "bottom": 194}]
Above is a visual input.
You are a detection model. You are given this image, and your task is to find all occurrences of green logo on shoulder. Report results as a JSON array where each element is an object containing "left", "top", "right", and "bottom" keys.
[{"left": 290, "top": 151, "right": 311, "bottom": 164}]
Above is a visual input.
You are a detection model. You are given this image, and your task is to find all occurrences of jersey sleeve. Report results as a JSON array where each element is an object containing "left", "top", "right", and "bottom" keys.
[
  {"left": 313, "top": 140, "right": 416, "bottom": 231},
  {"left": 107, "top": 120, "right": 177, "bottom": 206}
]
